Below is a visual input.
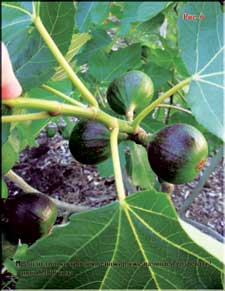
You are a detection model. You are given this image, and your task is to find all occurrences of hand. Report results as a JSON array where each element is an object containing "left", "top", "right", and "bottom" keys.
[{"left": 1, "top": 42, "right": 22, "bottom": 99}]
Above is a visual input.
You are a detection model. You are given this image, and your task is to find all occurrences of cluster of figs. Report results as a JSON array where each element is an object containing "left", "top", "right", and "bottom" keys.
[
  {"left": 2, "top": 71, "right": 208, "bottom": 259},
  {"left": 69, "top": 70, "right": 208, "bottom": 185}
]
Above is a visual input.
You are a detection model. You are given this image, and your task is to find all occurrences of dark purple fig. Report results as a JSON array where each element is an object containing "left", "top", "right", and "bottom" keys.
[
  {"left": 4, "top": 192, "right": 57, "bottom": 245},
  {"left": 69, "top": 120, "right": 111, "bottom": 165},
  {"left": 147, "top": 124, "right": 208, "bottom": 184}
]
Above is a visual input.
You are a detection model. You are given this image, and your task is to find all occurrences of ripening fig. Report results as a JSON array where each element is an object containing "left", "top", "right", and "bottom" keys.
[
  {"left": 3, "top": 192, "right": 57, "bottom": 245},
  {"left": 106, "top": 70, "right": 154, "bottom": 116},
  {"left": 147, "top": 124, "right": 208, "bottom": 184}
]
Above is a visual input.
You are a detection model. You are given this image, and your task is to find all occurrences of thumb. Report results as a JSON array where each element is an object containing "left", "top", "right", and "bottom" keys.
[{"left": 1, "top": 42, "right": 22, "bottom": 99}]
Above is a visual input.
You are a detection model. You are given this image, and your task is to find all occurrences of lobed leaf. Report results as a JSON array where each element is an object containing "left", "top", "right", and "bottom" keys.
[
  {"left": 89, "top": 44, "right": 142, "bottom": 83},
  {"left": 76, "top": 29, "right": 112, "bottom": 66},
  {"left": 2, "top": 2, "right": 75, "bottom": 90},
  {"left": 119, "top": 2, "right": 169, "bottom": 35},
  {"left": 178, "top": 2, "right": 224, "bottom": 141},
  {"left": 75, "top": 2, "right": 110, "bottom": 32},
  {"left": 16, "top": 190, "right": 223, "bottom": 289}
]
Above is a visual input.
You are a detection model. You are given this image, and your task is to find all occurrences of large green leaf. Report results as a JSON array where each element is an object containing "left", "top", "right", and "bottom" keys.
[
  {"left": 143, "top": 62, "right": 172, "bottom": 92},
  {"left": 76, "top": 29, "right": 112, "bottom": 66},
  {"left": 178, "top": 2, "right": 224, "bottom": 141},
  {"left": 16, "top": 190, "right": 223, "bottom": 289},
  {"left": 89, "top": 44, "right": 142, "bottom": 83},
  {"left": 132, "top": 13, "right": 165, "bottom": 36},
  {"left": 2, "top": 2, "right": 75, "bottom": 90},
  {"left": 76, "top": 2, "right": 110, "bottom": 32},
  {"left": 119, "top": 2, "right": 169, "bottom": 35}
]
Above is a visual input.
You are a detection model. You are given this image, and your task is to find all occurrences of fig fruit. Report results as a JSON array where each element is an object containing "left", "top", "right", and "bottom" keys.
[
  {"left": 69, "top": 120, "right": 111, "bottom": 165},
  {"left": 147, "top": 124, "right": 208, "bottom": 184},
  {"left": 106, "top": 70, "right": 154, "bottom": 115},
  {"left": 3, "top": 192, "right": 57, "bottom": 245}
]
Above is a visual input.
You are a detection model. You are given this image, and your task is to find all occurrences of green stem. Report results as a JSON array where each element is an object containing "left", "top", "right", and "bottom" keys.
[
  {"left": 33, "top": 16, "right": 98, "bottom": 107},
  {"left": 2, "top": 98, "right": 134, "bottom": 133},
  {"left": 159, "top": 180, "right": 174, "bottom": 194},
  {"left": 41, "top": 84, "right": 85, "bottom": 107},
  {"left": 96, "top": 87, "right": 106, "bottom": 108},
  {"left": 2, "top": 111, "right": 50, "bottom": 123},
  {"left": 110, "top": 127, "right": 126, "bottom": 202},
  {"left": 167, "top": 80, "right": 187, "bottom": 104},
  {"left": 33, "top": 1, "right": 40, "bottom": 17},
  {"left": 133, "top": 77, "right": 192, "bottom": 130},
  {"left": 126, "top": 104, "right": 135, "bottom": 122},
  {"left": 6, "top": 170, "right": 89, "bottom": 212},
  {"left": 157, "top": 104, "right": 192, "bottom": 115}
]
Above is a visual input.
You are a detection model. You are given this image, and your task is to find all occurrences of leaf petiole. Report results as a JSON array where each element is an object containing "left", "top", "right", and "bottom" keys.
[
  {"left": 2, "top": 98, "right": 134, "bottom": 133},
  {"left": 33, "top": 16, "right": 99, "bottom": 108},
  {"left": 110, "top": 127, "right": 126, "bottom": 202},
  {"left": 6, "top": 170, "right": 89, "bottom": 213},
  {"left": 133, "top": 77, "right": 192, "bottom": 130},
  {"left": 41, "top": 84, "right": 85, "bottom": 107}
]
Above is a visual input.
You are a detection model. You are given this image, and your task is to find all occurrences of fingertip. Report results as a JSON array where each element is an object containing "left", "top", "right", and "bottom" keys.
[
  {"left": 1, "top": 42, "right": 23, "bottom": 99},
  {"left": 2, "top": 79, "right": 22, "bottom": 99}
]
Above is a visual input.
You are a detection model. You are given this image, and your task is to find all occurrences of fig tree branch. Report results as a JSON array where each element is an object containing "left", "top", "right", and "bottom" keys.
[
  {"left": 2, "top": 112, "right": 51, "bottom": 123},
  {"left": 5, "top": 170, "right": 90, "bottom": 213},
  {"left": 2, "top": 98, "right": 134, "bottom": 133},
  {"left": 33, "top": 16, "right": 99, "bottom": 108}
]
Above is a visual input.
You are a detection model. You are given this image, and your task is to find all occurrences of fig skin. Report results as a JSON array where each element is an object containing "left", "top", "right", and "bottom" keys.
[
  {"left": 69, "top": 120, "right": 111, "bottom": 165},
  {"left": 3, "top": 192, "right": 57, "bottom": 245},
  {"left": 147, "top": 124, "right": 208, "bottom": 184}
]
